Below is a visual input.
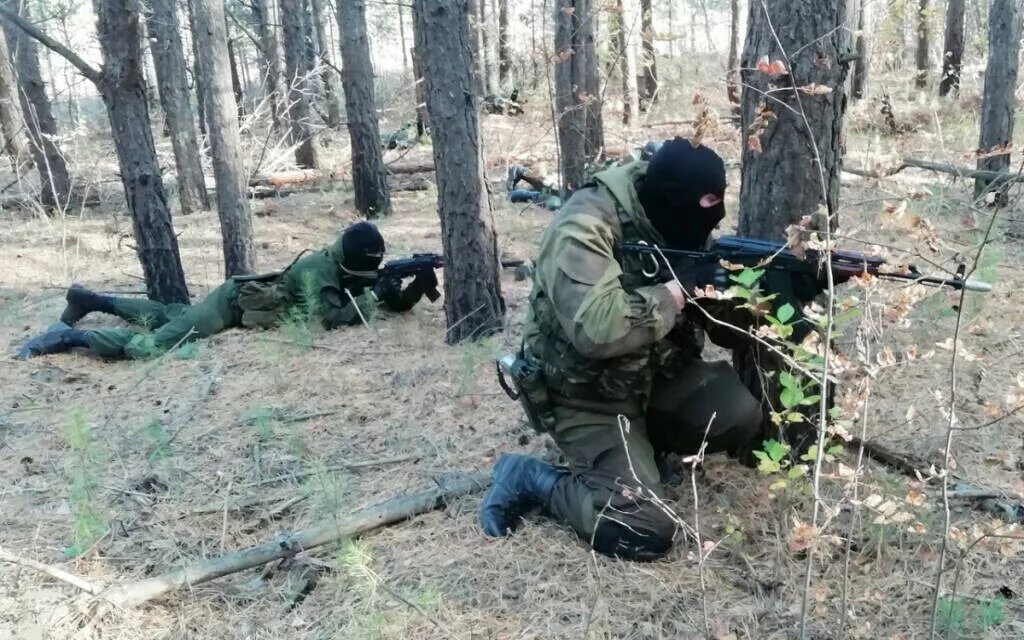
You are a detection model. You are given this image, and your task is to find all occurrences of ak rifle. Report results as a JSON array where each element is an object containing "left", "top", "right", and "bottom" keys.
[{"left": 622, "top": 235, "right": 991, "bottom": 293}]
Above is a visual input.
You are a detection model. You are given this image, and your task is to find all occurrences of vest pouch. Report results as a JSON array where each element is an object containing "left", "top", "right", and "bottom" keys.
[{"left": 236, "top": 280, "right": 292, "bottom": 329}]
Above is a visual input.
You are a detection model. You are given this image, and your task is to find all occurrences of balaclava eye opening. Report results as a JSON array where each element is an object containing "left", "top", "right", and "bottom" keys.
[
  {"left": 637, "top": 137, "right": 727, "bottom": 251},
  {"left": 339, "top": 221, "right": 386, "bottom": 275}
]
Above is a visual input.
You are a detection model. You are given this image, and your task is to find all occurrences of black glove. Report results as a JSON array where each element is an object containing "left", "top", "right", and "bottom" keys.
[
  {"left": 372, "top": 276, "right": 401, "bottom": 301},
  {"left": 410, "top": 269, "right": 440, "bottom": 301},
  {"left": 674, "top": 260, "right": 731, "bottom": 295}
]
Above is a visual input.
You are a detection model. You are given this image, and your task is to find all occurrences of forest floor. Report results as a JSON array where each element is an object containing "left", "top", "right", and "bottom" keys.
[{"left": 1, "top": 79, "right": 1024, "bottom": 640}]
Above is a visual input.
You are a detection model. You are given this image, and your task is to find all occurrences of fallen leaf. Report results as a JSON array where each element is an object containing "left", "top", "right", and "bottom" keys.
[
  {"left": 905, "top": 489, "right": 926, "bottom": 507},
  {"left": 747, "top": 134, "right": 763, "bottom": 153},
  {"left": 789, "top": 519, "right": 818, "bottom": 552}
]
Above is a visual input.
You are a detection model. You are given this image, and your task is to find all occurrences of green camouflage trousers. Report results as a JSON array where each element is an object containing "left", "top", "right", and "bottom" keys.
[
  {"left": 546, "top": 359, "right": 762, "bottom": 559},
  {"left": 85, "top": 280, "right": 242, "bottom": 359}
]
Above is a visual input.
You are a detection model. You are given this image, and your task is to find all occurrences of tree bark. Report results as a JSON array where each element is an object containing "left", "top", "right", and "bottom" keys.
[
  {"left": 0, "top": 25, "right": 27, "bottom": 168},
  {"left": 145, "top": 0, "right": 209, "bottom": 214},
  {"left": 466, "top": 0, "right": 483, "bottom": 93},
  {"left": 413, "top": 0, "right": 504, "bottom": 344},
  {"left": 94, "top": 0, "right": 190, "bottom": 303},
  {"left": 554, "top": 0, "right": 604, "bottom": 192},
  {"left": 851, "top": 0, "right": 869, "bottom": 100},
  {"left": 726, "top": 0, "right": 740, "bottom": 108},
  {"left": 398, "top": 3, "right": 409, "bottom": 72},
  {"left": 194, "top": 0, "right": 256, "bottom": 276},
  {"left": 310, "top": 0, "right": 342, "bottom": 128},
  {"left": 915, "top": 0, "right": 929, "bottom": 88},
  {"left": 738, "top": 0, "right": 850, "bottom": 238},
  {"left": 255, "top": 0, "right": 283, "bottom": 130},
  {"left": 186, "top": 0, "right": 207, "bottom": 135},
  {"left": 280, "top": 0, "right": 318, "bottom": 168},
  {"left": 497, "top": 0, "right": 509, "bottom": 86},
  {"left": 411, "top": 43, "right": 429, "bottom": 137},
  {"left": 0, "top": 0, "right": 71, "bottom": 209},
  {"left": 338, "top": 0, "right": 391, "bottom": 217},
  {"left": 638, "top": 0, "right": 657, "bottom": 108},
  {"left": 939, "top": 0, "right": 965, "bottom": 97},
  {"left": 975, "top": 0, "right": 1021, "bottom": 202}
]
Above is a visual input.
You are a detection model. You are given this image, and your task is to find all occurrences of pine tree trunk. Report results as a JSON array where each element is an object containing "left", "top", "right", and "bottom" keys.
[
  {"left": 0, "top": 25, "right": 28, "bottom": 168},
  {"left": 939, "top": 0, "right": 965, "bottom": 97},
  {"left": 301, "top": 0, "right": 318, "bottom": 74},
  {"left": 554, "top": 0, "right": 603, "bottom": 192},
  {"left": 413, "top": 0, "right": 504, "bottom": 344},
  {"left": 398, "top": 3, "right": 409, "bottom": 73},
  {"left": 638, "top": 0, "right": 657, "bottom": 107},
  {"left": 479, "top": 0, "right": 493, "bottom": 92},
  {"left": 530, "top": 0, "right": 538, "bottom": 88},
  {"left": 255, "top": 0, "right": 283, "bottom": 131},
  {"left": 227, "top": 36, "right": 245, "bottom": 119},
  {"left": 310, "top": 0, "right": 342, "bottom": 128},
  {"left": 738, "top": 0, "right": 850, "bottom": 238},
  {"left": 0, "top": 0, "right": 71, "bottom": 209},
  {"left": 726, "top": 0, "right": 740, "bottom": 108},
  {"left": 975, "top": 0, "right": 1021, "bottom": 202},
  {"left": 411, "top": 43, "right": 429, "bottom": 137},
  {"left": 614, "top": 0, "right": 638, "bottom": 126},
  {"left": 497, "top": 0, "right": 509, "bottom": 86},
  {"left": 186, "top": 0, "right": 207, "bottom": 135},
  {"left": 145, "top": 0, "right": 209, "bottom": 214},
  {"left": 194, "top": 0, "right": 256, "bottom": 276},
  {"left": 851, "top": 0, "right": 870, "bottom": 100},
  {"left": 339, "top": 0, "right": 391, "bottom": 217},
  {"left": 92, "top": 0, "right": 190, "bottom": 303},
  {"left": 466, "top": 0, "right": 483, "bottom": 93},
  {"left": 915, "top": 0, "right": 929, "bottom": 88},
  {"left": 280, "top": 0, "right": 318, "bottom": 168}
]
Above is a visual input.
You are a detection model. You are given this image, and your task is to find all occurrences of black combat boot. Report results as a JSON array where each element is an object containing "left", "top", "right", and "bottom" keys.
[
  {"left": 60, "top": 284, "right": 115, "bottom": 325},
  {"left": 479, "top": 453, "right": 565, "bottom": 537},
  {"left": 506, "top": 165, "right": 527, "bottom": 192},
  {"left": 17, "top": 323, "right": 90, "bottom": 359}
]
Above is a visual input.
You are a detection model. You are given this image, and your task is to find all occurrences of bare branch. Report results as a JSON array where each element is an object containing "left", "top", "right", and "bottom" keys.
[
  {"left": 0, "top": 546, "right": 101, "bottom": 594},
  {"left": 0, "top": 4, "right": 100, "bottom": 84}
]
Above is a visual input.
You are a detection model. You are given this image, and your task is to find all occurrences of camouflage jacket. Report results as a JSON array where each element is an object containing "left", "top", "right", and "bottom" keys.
[{"left": 522, "top": 162, "right": 750, "bottom": 415}]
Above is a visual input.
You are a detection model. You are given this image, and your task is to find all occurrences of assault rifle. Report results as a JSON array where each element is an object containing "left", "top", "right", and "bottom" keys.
[
  {"left": 379, "top": 253, "right": 529, "bottom": 303},
  {"left": 622, "top": 235, "right": 992, "bottom": 293}
]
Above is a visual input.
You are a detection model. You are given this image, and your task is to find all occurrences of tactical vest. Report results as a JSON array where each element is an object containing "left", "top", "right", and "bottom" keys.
[{"left": 525, "top": 164, "right": 705, "bottom": 417}]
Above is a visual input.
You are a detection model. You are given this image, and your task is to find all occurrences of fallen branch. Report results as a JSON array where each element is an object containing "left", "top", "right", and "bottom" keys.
[
  {"left": 100, "top": 473, "right": 488, "bottom": 606},
  {"left": 0, "top": 547, "right": 101, "bottom": 595},
  {"left": 843, "top": 157, "right": 1024, "bottom": 183}
]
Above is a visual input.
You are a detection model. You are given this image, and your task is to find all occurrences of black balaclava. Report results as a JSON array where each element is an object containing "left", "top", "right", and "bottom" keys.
[
  {"left": 339, "top": 221, "right": 386, "bottom": 275},
  {"left": 637, "top": 137, "right": 727, "bottom": 250}
]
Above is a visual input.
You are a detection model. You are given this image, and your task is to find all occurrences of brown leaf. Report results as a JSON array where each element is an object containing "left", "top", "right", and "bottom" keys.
[
  {"left": 746, "top": 134, "right": 763, "bottom": 153},
  {"left": 798, "top": 83, "right": 833, "bottom": 95},
  {"left": 788, "top": 518, "right": 818, "bottom": 552}
]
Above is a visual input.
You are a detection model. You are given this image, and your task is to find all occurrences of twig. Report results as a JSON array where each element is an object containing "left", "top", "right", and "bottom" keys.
[
  {"left": 0, "top": 5, "right": 101, "bottom": 83},
  {"left": 164, "top": 360, "right": 224, "bottom": 447},
  {"left": 686, "top": 414, "right": 716, "bottom": 640},
  {"left": 0, "top": 546, "right": 101, "bottom": 594},
  {"left": 241, "top": 453, "right": 422, "bottom": 488},
  {"left": 343, "top": 288, "right": 370, "bottom": 329}
]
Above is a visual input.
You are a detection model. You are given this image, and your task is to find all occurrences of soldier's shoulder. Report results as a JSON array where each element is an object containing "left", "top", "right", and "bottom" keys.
[{"left": 551, "top": 186, "right": 620, "bottom": 231}]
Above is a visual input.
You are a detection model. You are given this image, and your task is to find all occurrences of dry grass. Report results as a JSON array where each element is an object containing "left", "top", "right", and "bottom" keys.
[{"left": 1, "top": 73, "right": 1023, "bottom": 639}]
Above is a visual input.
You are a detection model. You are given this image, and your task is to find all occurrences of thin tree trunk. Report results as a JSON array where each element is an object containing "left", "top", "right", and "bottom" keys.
[
  {"left": 638, "top": 0, "right": 657, "bottom": 108},
  {"left": 614, "top": 0, "right": 638, "bottom": 126},
  {"left": 139, "top": 18, "right": 161, "bottom": 110},
  {"left": 255, "top": 0, "right": 282, "bottom": 131},
  {"left": 339, "top": 0, "right": 391, "bottom": 217},
  {"left": 851, "top": 0, "right": 870, "bottom": 100},
  {"left": 726, "top": 0, "right": 740, "bottom": 108},
  {"left": 554, "top": 0, "right": 603, "bottom": 192},
  {"left": 310, "top": 0, "right": 341, "bottom": 128},
  {"left": 530, "top": 0, "right": 538, "bottom": 88},
  {"left": 145, "top": 0, "right": 209, "bottom": 214},
  {"left": 0, "top": 25, "right": 28, "bottom": 168},
  {"left": 398, "top": 3, "right": 409, "bottom": 73},
  {"left": 227, "top": 37, "right": 245, "bottom": 119},
  {"left": 698, "top": 0, "right": 714, "bottom": 52},
  {"left": 194, "top": 0, "right": 256, "bottom": 275},
  {"left": 413, "top": 0, "right": 504, "bottom": 344},
  {"left": 915, "top": 0, "right": 929, "bottom": 88},
  {"left": 301, "top": 0, "right": 318, "bottom": 74},
  {"left": 280, "top": 0, "right": 317, "bottom": 168},
  {"left": 498, "top": 0, "right": 509, "bottom": 86},
  {"left": 94, "top": 0, "right": 190, "bottom": 303},
  {"left": 939, "top": 0, "right": 965, "bottom": 97},
  {"left": 467, "top": 0, "right": 483, "bottom": 93},
  {"left": 0, "top": 0, "right": 71, "bottom": 209},
  {"left": 186, "top": 0, "right": 207, "bottom": 135},
  {"left": 739, "top": 0, "right": 850, "bottom": 237},
  {"left": 975, "top": 0, "right": 1021, "bottom": 202},
  {"left": 479, "top": 0, "right": 493, "bottom": 92}
]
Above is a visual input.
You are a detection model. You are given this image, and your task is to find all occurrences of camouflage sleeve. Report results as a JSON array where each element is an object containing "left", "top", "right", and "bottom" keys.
[
  {"left": 537, "top": 212, "right": 679, "bottom": 359},
  {"left": 320, "top": 286, "right": 374, "bottom": 329}
]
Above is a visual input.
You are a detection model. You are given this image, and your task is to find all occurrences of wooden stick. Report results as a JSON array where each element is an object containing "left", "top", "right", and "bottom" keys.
[
  {"left": 0, "top": 547, "right": 101, "bottom": 595},
  {"left": 100, "top": 473, "right": 489, "bottom": 606},
  {"left": 843, "top": 157, "right": 1024, "bottom": 183}
]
